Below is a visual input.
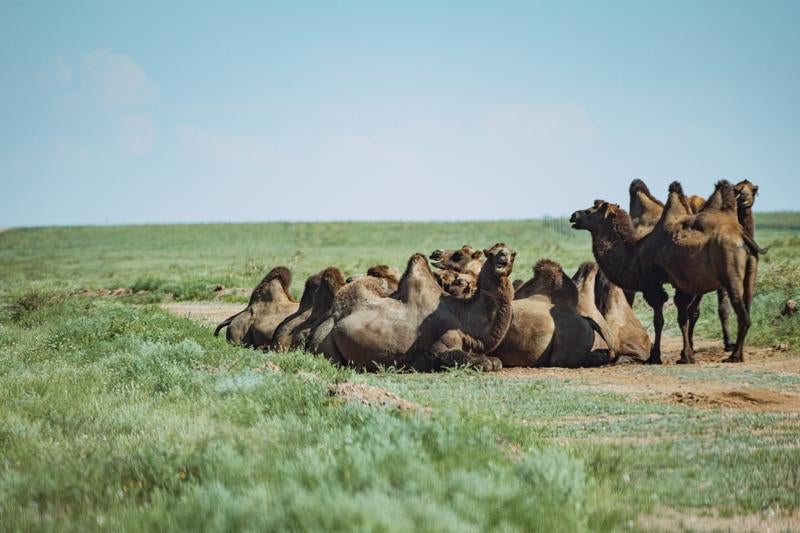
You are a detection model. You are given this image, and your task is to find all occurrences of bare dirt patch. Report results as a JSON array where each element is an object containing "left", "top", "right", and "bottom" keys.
[
  {"left": 638, "top": 505, "right": 800, "bottom": 532},
  {"left": 327, "top": 382, "right": 428, "bottom": 412},
  {"left": 668, "top": 389, "right": 800, "bottom": 411},
  {"left": 161, "top": 302, "right": 243, "bottom": 325}
]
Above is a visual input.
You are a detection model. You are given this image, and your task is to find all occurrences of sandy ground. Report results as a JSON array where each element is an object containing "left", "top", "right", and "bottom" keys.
[{"left": 162, "top": 301, "right": 800, "bottom": 412}]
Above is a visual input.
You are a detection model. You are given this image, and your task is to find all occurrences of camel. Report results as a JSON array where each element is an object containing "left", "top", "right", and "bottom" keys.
[
  {"left": 429, "top": 245, "right": 484, "bottom": 298},
  {"left": 714, "top": 179, "right": 761, "bottom": 349},
  {"left": 307, "top": 265, "right": 401, "bottom": 356},
  {"left": 270, "top": 271, "right": 324, "bottom": 351},
  {"left": 594, "top": 268, "right": 651, "bottom": 362},
  {"left": 571, "top": 262, "right": 618, "bottom": 356},
  {"left": 571, "top": 180, "right": 760, "bottom": 363},
  {"left": 491, "top": 259, "right": 613, "bottom": 368},
  {"left": 213, "top": 267, "right": 300, "bottom": 347},
  {"left": 628, "top": 178, "right": 764, "bottom": 351},
  {"left": 326, "top": 243, "right": 516, "bottom": 372}
]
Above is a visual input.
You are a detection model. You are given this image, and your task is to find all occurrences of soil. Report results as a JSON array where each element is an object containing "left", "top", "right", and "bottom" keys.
[
  {"left": 638, "top": 506, "right": 800, "bottom": 532},
  {"left": 327, "top": 382, "right": 427, "bottom": 412},
  {"left": 163, "top": 302, "right": 800, "bottom": 412}
]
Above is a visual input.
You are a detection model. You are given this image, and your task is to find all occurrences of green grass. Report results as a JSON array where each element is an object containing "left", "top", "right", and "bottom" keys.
[{"left": 1, "top": 214, "right": 799, "bottom": 531}]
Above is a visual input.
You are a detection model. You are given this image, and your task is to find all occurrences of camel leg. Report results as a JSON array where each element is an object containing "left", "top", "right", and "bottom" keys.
[
  {"left": 674, "top": 290, "right": 696, "bottom": 364},
  {"left": 722, "top": 281, "right": 750, "bottom": 364},
  {"left": 723, "top": 256, "right": 757, "bottom": 363},
  {"left": 643, "top": 287, "right": 668, "bottom": 364},
  {"left": 687, "top": 294, "right": 701, "bottom": 352},
  {"left": 716, "top": 289, "right": 735, "bottom": 351}
]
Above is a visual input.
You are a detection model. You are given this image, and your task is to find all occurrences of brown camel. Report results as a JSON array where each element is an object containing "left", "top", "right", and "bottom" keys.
[
  {"left": 213, "top": 267, "right": 299, "bottom": 346},
  {"left": 326, "top": 243, "right": 516, "bottom": 372},
  {"left": 571, "top": 180, "right": 760, "bottom": 363},
  {"left": 270, "top": 271, "right": 324, "bottom": 351},
  {"left": 594, "top": 268, "right": 651, "bottom": 362},
  {"left": 571, "top": 262, "right": 618, "bottom": 356},
  {"left": 714, "top": 179, "right": 761, "bottom": 349},
  {"left": 429, "top": 245, "right": 484, "bottom": 298},
  {"left": 491, "top": 259, "right": 612, "bottom": 368},
  {"left": 627, "top": 178, "right": 764, "bottom": 351},
  {"left": 307, "top": 265, "right": 401, "bottom": 356}
]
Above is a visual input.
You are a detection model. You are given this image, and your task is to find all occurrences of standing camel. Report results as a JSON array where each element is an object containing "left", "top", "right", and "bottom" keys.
[
  {"left": 571, "top": 180, "right": 760, "bottom": 363},
  {"left": 627, "top": 178, "right": 763, "bottom": 351}
]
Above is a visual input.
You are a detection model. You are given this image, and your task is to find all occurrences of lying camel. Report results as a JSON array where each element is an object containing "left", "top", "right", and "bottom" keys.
[
  {"left": 307, "top": 265, "right": 401, "bottom": 356},
  {"left": 571, "top": 180, "right": 760, "bottom": 363},
  {"left": 270, "top": 272, "right": 324, "bottom": 351},
  {"left": 213, "top": 266, "right": 299, "bottom": 346},
  {"left": 594, "top": 267, "right": 651, "bottom": 362},
  {"left": 492, "top": 259, "right": 612, "bottom": 368},
  {"left": 429, "top": 245, "right": 484, "bottom": 298},
  {"left": 326, "top": 243, "right": 516, "bottom": 371}
]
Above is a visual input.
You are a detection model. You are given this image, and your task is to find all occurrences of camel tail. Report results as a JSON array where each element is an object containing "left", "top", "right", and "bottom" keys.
[
  {"left": 743, "top": 233, "right": 769, "bottom": 256},
  {"left": 213, "top": 315, "right": 235, "bottom": 337}
]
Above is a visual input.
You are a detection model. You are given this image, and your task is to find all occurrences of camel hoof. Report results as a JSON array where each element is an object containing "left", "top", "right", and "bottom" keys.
[
  {"left": 645, "top": 356, "right": 662, "bottom": 365},
  {"left": 475, "top": 356, "right": 502, "bottom": 372},
  {"left": 676, "top": 357, "right": 695, "bottom": 365},
  {"left": 722, "top": 355, "right": 743, "bottom": 363}
]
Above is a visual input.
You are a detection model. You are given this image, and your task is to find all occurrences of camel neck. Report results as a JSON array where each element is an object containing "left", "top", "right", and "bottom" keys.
[
  {"left": 462, "top": 275, "right": 514, "bottom": 353},
  {"left": 738, "top": 208, "right": 755, "bottom": 238},
  {"left": 591, "top": 227, "right": 642, "bottom": 292}
]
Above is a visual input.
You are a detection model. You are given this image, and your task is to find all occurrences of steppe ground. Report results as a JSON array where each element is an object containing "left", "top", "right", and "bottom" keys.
[{"left": 1, "top": 214, "right": 799, "bottom": 531}]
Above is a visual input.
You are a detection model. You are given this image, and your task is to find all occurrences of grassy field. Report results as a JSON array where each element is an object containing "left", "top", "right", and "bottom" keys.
[{"left": 1, "top": 214, "right": 799, "bottom": 531}]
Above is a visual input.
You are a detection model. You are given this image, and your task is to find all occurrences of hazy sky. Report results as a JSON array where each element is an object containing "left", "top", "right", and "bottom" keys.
[{"left": 1, "top": 1, "right": 798, "bottom": 226}]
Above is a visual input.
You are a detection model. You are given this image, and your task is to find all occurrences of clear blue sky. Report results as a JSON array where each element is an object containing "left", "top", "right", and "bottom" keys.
[{"left": 1, "top": 1, "right": 798, "bottom": 226}]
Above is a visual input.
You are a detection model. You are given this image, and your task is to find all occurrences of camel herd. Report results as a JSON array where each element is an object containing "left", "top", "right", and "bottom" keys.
[{"left": 215, "top": 179, "right": 762, "bottom": 370}]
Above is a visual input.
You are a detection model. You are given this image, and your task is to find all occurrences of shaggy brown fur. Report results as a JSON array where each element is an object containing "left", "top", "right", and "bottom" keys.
[
  {"left": 571, "top": 179, "right": 760, "bottom": 364},
  {"left": 327, "top": 244, "right": 516, "bottom": 372},
  {"left": 214, "top": 266, "right": 300, "bottom": 347}
]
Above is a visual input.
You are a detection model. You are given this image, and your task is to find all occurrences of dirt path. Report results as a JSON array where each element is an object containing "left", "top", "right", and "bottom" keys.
[{"left": 164, "top": 301, "right": 800, "bottom": 411}]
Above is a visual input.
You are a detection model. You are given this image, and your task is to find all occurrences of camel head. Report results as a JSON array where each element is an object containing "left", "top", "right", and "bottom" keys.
[
  {"left": 429, "top": 245, "right": 483, "bottom": 271},
  {"left": 482, "top": 243, "right": 516, "bottom": 277},
  {"left": 734, "top": 180, "right": 759, "bottom": 209},
  {"left": 570, "top": 201, "right": 620, "bottom": 231}
]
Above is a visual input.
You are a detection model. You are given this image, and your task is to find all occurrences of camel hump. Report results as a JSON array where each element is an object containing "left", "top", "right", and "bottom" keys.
[
  {"left": 714, "top": 180, "right": 737, "bottom": 211},
  {"left": 262, "top": 266, "right": 292, "bottom": 292},
  {"left": 668, "top": 181, "right": 684, "bottom": 196},
  {"left": 629, "top": 179, "right": 648, "bottom": 194},
  {"left": 572, "top": 261, "right": 598, "bottom": 284},
  {"left": 321, "top": 267, "right": 346, "bottom": 292}
]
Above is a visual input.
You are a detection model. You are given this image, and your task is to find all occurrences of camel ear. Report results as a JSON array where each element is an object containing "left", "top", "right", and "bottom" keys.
[
  {"left": 603, "top": 203, "right": 618, "bottom": 219},
  {"left": 483, "top": 248, "right": 493, "bottom": 258},
  {"left": 593, "top": 199, "right": 604, "bottom": 207},
  {"left": 471, "top": 250, "right": 483, "bottom": 260},
  {"left": 753, "top": 185, "right": 759, "bottom": 195}
]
